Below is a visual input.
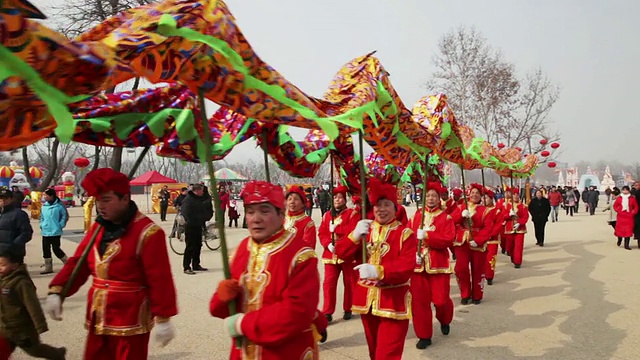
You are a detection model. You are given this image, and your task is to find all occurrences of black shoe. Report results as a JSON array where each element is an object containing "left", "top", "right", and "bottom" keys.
[
  {"left": 473, "top": 299, "right": 481, "bottom": 305},
  {"left": 460, "top": 298, "right": 470, "bottom": 305},
  {"left": 487, "top": 279, "right": 493, "bottom": 285},
  {"left": 416, "top": 338, "right": 432, "bottom": 349},
  {"left": 320, "top": 330, "right": 328, "bottom": 343},
  {"left": 343, "top": 311, "right": 352, "bottom": 320},
  {"left": 441, "top": 324, "right": 450, "bottom": 335},
  {"left": 539, "top": 243, "right": 544, "bottom": 247},
  {"left": 625, "top": 239, "right": 632, "bottom": 250},
  {"left": 193, "top": 266, "right": 208, "bottom": 271},
  {"left": 452, "top": 254, "right": 457, "bottom": 261},
  {"left": 184, "top": 269, "right": 195, "bottom": 275},
  {"left": 617, "top": 238, "right": 622, "bottom": 247},
  {"left": 514, "top": 264, "right": 521, "bottom": 269},
  {"left": 325, "top": 314, "right": 333, "bottom": 323},
  {"left": 535, "top": 242, "right": 540, "bottom": 246},
  {"left": 501, "top": 249, "right": 506, "bottom": 254}
]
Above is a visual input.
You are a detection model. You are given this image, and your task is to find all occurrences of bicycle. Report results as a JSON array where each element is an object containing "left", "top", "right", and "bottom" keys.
[{"left": 169, "top": 216, "right": 221, "bottom": 256}]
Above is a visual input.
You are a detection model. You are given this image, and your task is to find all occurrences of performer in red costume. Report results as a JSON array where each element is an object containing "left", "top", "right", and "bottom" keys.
[
  {"left": 503, "top": 189, "right": 529, "bottom": 268},
  {"left": 497, "top": 188, "right": 512, "bottom": 254},
  {"left": 210, "top": 181, "right": 320, "bottom": 360},
  {"left": 452, "top": 188, "right": 464, "bottom": 205},
  {"left": 318, "top": 186, "right": 357, "bottom": 322},
  {"left": 45, "top": 168, "right": 177, "bottom": 360},
  {"left": 410, "top": 182, "right": 455, "bottom": 350},
  {"left": 441, "top": 189, "right": 457, "bottom": 214},
  {"left": 395, "top": 203, "right": 409, "bottom": 225},
  {"left": 335, "top": 179, "right": 417, "bottom": 360},
  {"left": 483, "top": 189, "right": 502, "bottom": 285},
  {"left": 284, "top": 186, "right": 317, "bottom": 248},
  {"left": 451, "top": 184, "right": 494, "bottom": 305}
]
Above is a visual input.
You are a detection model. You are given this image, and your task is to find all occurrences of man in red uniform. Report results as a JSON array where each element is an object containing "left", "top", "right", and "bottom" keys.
[
  {"left": 284, "top": 186, "right": 316, "bottom": 248},
  {"left": 451, "top": 184, "right": 494, "bottom": 305},
  {"left": 503, "top": 189, "right": 529, "bottom": 268},
  {"left": 452, "top": 188, "right": 464, "bottom": 206},
  {"left": 335, "top": 179, "right": 417, "bottom": 360},
  {"left": 45, "top": 168, "right": 177, "bottom": 360},
  {"left": 483, "top": 189, "right": 502, "bottom": 285},
  {"left": 441, "top": 188, "right": 457, "bottom": 214},
  {"left": 319, "top": 186, "right": 357, "bottom": 322},
  {"left": 410, "top": 182, "right": 455, "bottom": 350},
  {"left": 210, "top": 181, "right": 320, "bottom": 360}
]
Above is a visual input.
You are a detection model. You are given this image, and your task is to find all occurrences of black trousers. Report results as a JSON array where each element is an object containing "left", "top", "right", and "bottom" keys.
[
  {"left": 42, "top": 236, "right": 66, "bottom": 259},
  {"left": 183, "top": 225, "right": 202, "bottom": 270},
  {"left": 533, "top": 219, "right": 547, "bottom": 245},
  {"left": 1, "top": 335, "right": 64, "bottom": 359},
  {"left": 229, "top": 218, "right": 238, "bottom": 227},
  {"left": 160, "top": 202, "right": 169, "bottom": 221}
]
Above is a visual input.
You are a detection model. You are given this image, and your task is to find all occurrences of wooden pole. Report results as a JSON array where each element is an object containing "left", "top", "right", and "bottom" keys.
[
  {"left": 357, "top": 131, "right": 367, "bottom": 264},
  {"left": 261, "top": 129, "right": 271, "bottom": 182}
]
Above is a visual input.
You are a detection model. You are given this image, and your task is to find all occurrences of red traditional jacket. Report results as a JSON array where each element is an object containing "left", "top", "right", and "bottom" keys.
[
  {"left": 335, "top": 220, "right": 417, "bottom": 320},
  {"left": 503, "top": 202, "right": 529, "bottom": 234},
  {"left": 396, "top": 205, "right": 409, "bottom": 226},
  {"left": 318, "top": 207, "right": 358, "bottom": 265},
  {"left": 285, "top": 210, "right": 316, "bottom": 248},
  {"left": 411, "top": 206, "right": 455, "bottom": 275},
  {"left": 485, "top": 205, "right": 503, "bottom": 244},
  {"left": 210, "top": 230, "right": 319, "bottom": 360},
  {"left": 49, "top": 212, "right": 177, "bottom": 336},
  {"left": 442, "top": 199, "right": 457, "bottom": 214},
  {"left": 450, "top": 203, "right": 495, "bottom": 251}
]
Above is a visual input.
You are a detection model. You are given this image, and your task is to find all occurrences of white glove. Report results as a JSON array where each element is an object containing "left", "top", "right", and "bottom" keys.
[
  {"left": 354, "top": 264, "right": 378, "bottom": 280},
  {"left": 329, "top": 223, "right": 337, "bottom": 233},
  {"left": 417, "top": 229, "right": 426, "bottom": 241},
  {"left": 513, "top": 223, "right": 520, "bottom": 230},
  {"left": 415, "top": 254, "right": 423, "bottom": 265},
  {"left": 352, "top": 220, "right": 373, "bottom": 239},
  {"left": 328, "top": 243, "right": 335, "bottom": 253},
  {"left": 461, "top": 210, "right": 470, "bottom": 218},
  {"left": 154, "top": 320, "right": 175, "bottom": 347},
  {"left": 469, "top": 240, "right": 478, "bottom": 247},
  {"left": 510, "top": 210, "right": 517, "bottom": 217},
  {"left": 45, "top": 294, "right": 63, "bottom": 321},
  {"left": 223, "top": 313, "right": 245, "bottom": 338}
]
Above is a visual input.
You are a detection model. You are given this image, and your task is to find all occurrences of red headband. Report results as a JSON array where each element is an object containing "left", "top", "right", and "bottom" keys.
[
  {"left": 452, "top": 188, "right": 463, "bottom": 197},
  {"left": 285, "top": 185, "right": 307, "bottom": 203},
  {"left": 484, "top": 189, "right": 495, "bottom": 199},
  {"left": 368, "top": 178, "right": 398, "bottom": 206},
  {"left": 82, "top": 168, "right": 130, "bottom": 197},
  {"left": 333, "top": 186, "right": 348, "bottom": 196},
  {"left": 425, "top": 182, "right": 445, "bottom": 197},
  {"left": 469, "top": 183, "right": 483, "bottom": 193},
  {"left": 241, "top": 181, "right": 285, "bottom": 209}
]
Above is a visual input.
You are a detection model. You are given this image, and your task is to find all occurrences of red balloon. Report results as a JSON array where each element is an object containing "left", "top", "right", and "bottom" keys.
[
  {"left": 524, "top": 154, "right": 529, "bottom": 157},
  {"left": 73, "top": 157, "right": 90, "bottom": 168},
  {"left": 515, "top": 147, "right": 522, "bottom": 152},
  {"left": 550, "top": 142, "right": 560, "bottom": 149},
  {"left": 497, "top": 143, "right": 505, "bottom": 149},
  {"left": 540, "top": 150, "right": 550, "bottom": 157},
  {"left": 539, "top": 139, "right": 548, "bottom": 145},
  {"left": 547, "top": 162, "right": 557, "bottom": 168}
]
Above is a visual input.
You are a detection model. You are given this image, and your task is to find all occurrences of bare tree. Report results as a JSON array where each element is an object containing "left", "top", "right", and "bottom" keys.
[{"left": 24, "top": 139, "right": 80, "bottom": 190}]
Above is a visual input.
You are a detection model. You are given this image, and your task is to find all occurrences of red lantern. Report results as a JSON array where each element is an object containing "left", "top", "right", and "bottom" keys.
[
  {"left": 550, "top": 142, "right": 560, "bottom": 149},
  {"left": 540, "top": 150, "right": 550, "bottom": 157},
  {"left": 547, "top": 162, "right": 557, "bottom": 168},
  {"left": 524, "top": 154, "right": 529, "bottom": 158},
  {"left": 497, "top": 143, "right": 505, "bottom": 149},
  {"left": 515, "top": 147, "right": 522, "bottom": 152},
  {"left": 539, "top": 139, "right": 548, "bottom": 145},
  {"left": 73, "top": 157, "right": 90, "bottom": 168}
]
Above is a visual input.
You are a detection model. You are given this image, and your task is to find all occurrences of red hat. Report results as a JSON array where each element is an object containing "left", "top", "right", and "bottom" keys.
[
  {"left": 439, "top": 187, "right": 449, "bottom": 196},
  {"left": 425, "top": 182, "right": 445, "bottom": 197},
  {"left": 368, "top": 178, "right": 398, "bottom": 206},
  {"left": 484, "top": 188, "right": 495, "bottom": 199},
  {"left": 511, "top": 187, "right": 520, "bottom": 195},
  {"left": 241, "top": 181, "right": 285, "bottom": 209},
  {"left": 82, "top": 168, "right": 130, "bottom": 197},
  {"left": 352, "top": 195, "right": 361, "bottom": 204},
  {"left": 285, "top": 185, "right": 306, "bottom": 203},
  {"left": 333, "top": 186, "right": 348, "bottom": 196},
  {"left": 469, "top": 183, "right": 483, "bottom": 193},
  {"left": 452, "top": 188, "right": 463, "bottom": 197}
]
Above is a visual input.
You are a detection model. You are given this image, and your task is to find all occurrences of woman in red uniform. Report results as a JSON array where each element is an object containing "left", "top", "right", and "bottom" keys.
[
  {"left": 483, "top": 189, "right": 502, "bottom": 285},
  {"left": 503, "top": 190, "right": 529, "bottom": 268},
  {"left": 335, "top": 179, "right": 417, "bottom": 360},
  {"left": 284, "top": 186, "right": 317, "bottom": 248},
  {"left": 410, "top": 182, "right": 455, "bottom": 349}
]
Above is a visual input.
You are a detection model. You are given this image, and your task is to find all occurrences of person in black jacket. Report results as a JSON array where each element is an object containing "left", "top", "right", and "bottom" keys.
[
  {"left": 0, "top": 188, "right": 33, "bottom": 262},
  {"left": 180, "top": 184, "right": 213, "bottom": 275},
  {"left": 158, "top": 185, "right": 170, "bottom": 222},
  {"left": 529, "top": 190, "right": 551, "bottom": 246}
]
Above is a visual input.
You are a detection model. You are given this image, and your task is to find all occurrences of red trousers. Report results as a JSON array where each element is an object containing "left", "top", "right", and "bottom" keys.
[
  {"left": 410, "top": 272, "right": 454, "bottom": 339},
  {"left": 485, "top": 243, "right": 499, "bottom": 280},
  {"left": 322, "top": 262, "right": 354, "bottom": 315},
  {"left": 505, "top": 233, "right": 525, "bottom": 266},
  {"left": 454, "top": 245, "right": 486, "bottom": 301},
  {"left": 84, "top": 331, "right": 150, "bottom": 360},
  {"left": 500, "top": 232, "right": 507, "bottom": 252},
  {"left": 361, "top": 313, "right": 409, "bottom": 360}
]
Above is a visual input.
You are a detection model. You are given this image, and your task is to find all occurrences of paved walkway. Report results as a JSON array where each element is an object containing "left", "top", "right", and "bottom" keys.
[{"left": 11, "top": 203, "right": 640, "bottom": 359}]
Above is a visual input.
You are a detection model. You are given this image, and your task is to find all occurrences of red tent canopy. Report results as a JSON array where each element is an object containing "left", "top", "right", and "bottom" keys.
[{"left": 130, "top": 171, "right": 177, "bottom": 186}]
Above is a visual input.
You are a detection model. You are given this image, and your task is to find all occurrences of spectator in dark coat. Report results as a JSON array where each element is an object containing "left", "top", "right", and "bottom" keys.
[
  {"left": 181, "top": 184, "right": 213, "bottom": 274},
  {"left": 586, "top": 186, "right": 600, "bottom": 215},
  {"left": 0, "top": 188, "right": 33, "bottom": 262},
  {"left": 529, "top": 190, "right": 551, "bottom": 246}
]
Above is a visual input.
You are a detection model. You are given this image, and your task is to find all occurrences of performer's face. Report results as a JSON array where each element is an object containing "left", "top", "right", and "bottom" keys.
[
  {"left": 512, "top": 194, "right": 520, "bottom": 203},
  {"left": 441, "top": 191, "right": 449, "bottom": 200},
  {"left": 425, "top": 190, "right": 440, "bottom": 209},
  {"left": 504, "top": 191, "right": 512, "bottom": 200},
  {"left": 286, "top": 194, "right": 305, "bottom": 213},
  {"left": 333, "top": 193, "right": 346, "bottom": 209},
  {"left": 245, "top": 203, "right": 285, "bottom": 242},
  {"left": 469, "top": 189, "right": 482, "bottom": 204},
  {"left": 374, "top": 199, "right": 396, "bottom": 224},
  {"left": 483, "top": 194, "right": 494, "bottom": 207},
  {"left": 96, "top": 191, "right": 131, "bottom": 222}
]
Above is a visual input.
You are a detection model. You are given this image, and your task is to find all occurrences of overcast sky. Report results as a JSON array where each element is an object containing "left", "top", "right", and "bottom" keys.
[{"left": 40, "top": 0, "right": 640, "bottom": 166}]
